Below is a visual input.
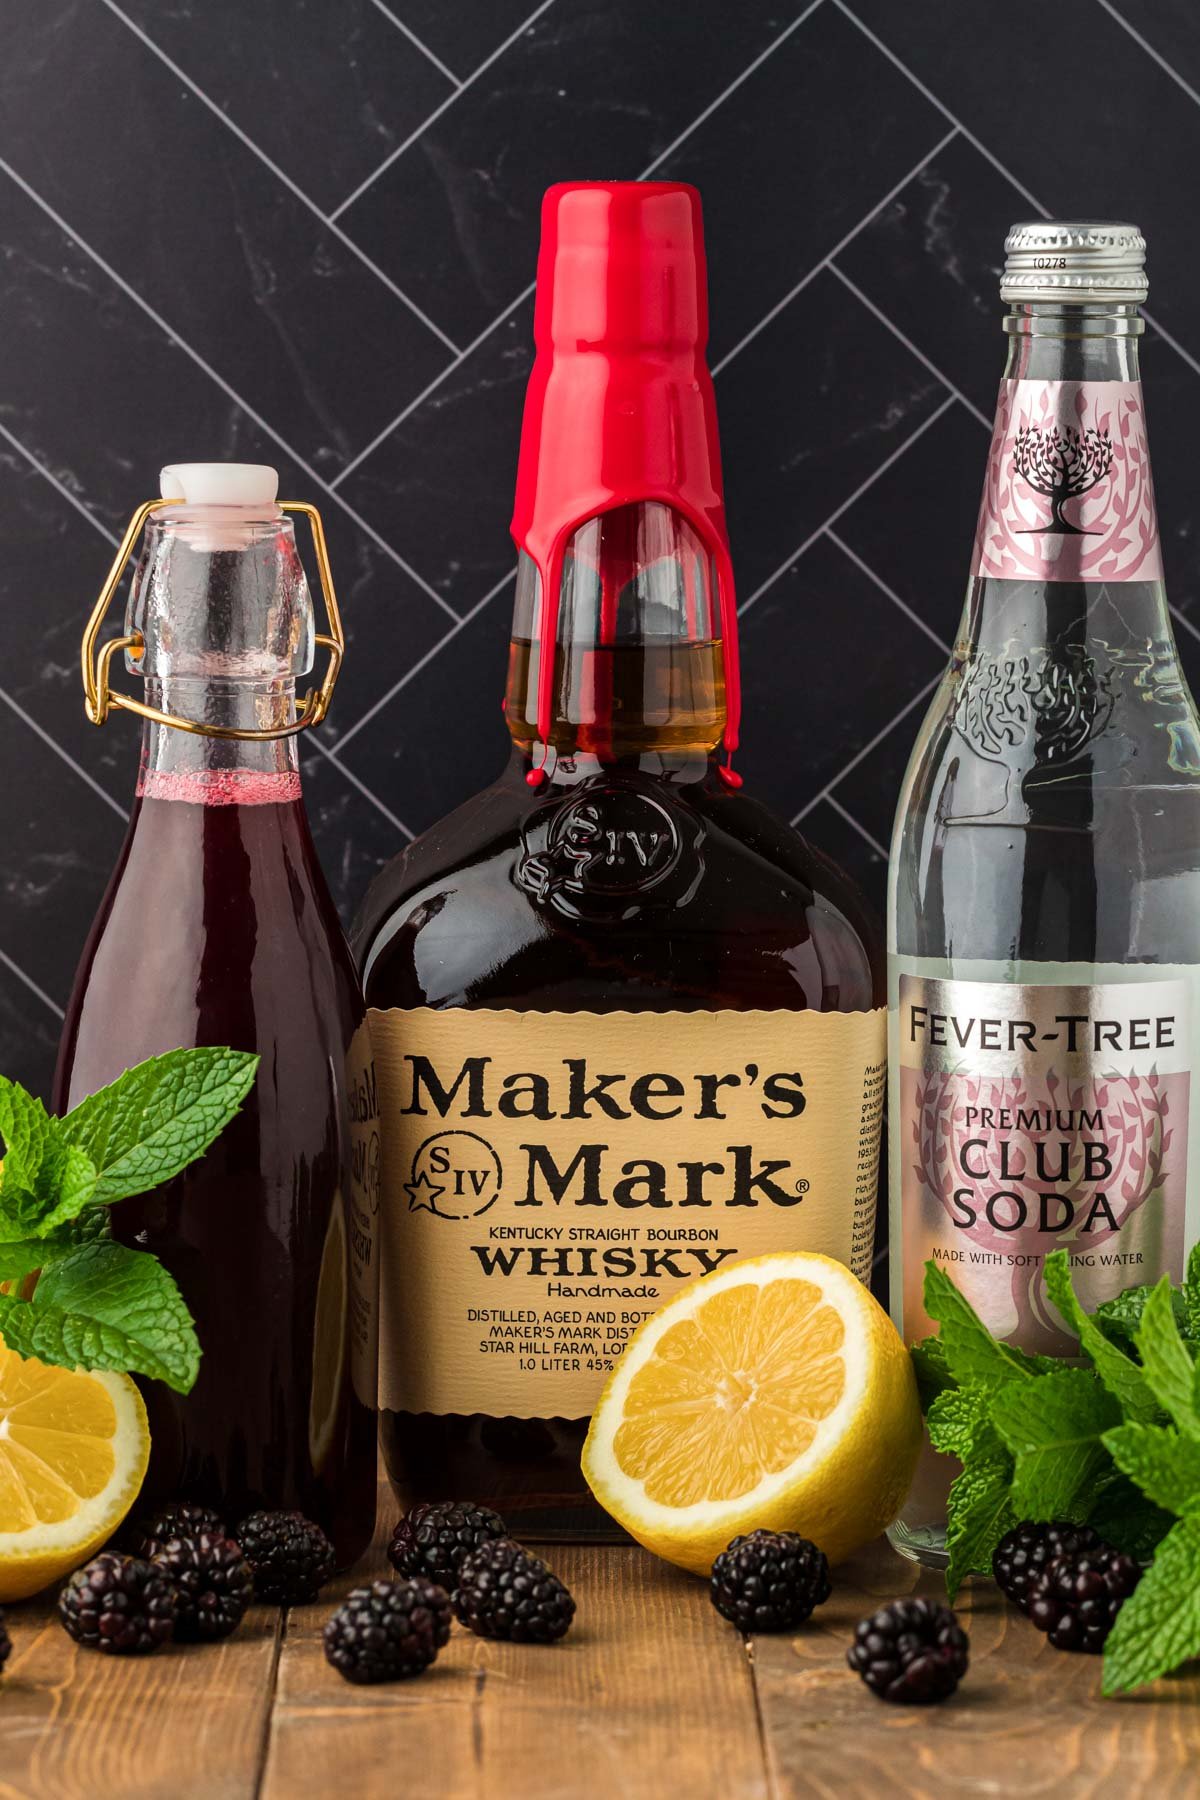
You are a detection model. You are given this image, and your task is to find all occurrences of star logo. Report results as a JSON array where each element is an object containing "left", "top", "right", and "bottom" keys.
[{"left": 404, "top": 1166, "right": 448, "bottom": 1212}]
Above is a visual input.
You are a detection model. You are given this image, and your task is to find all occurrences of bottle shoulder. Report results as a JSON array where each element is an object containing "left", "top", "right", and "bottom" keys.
[{"left": 354, "top": 766, "right": 881, "bottom": 1013}]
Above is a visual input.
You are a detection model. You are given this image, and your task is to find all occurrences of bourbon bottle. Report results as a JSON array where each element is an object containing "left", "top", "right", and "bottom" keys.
[
  {"left": 888, "top": 224, "right": 1200, "bottom": 1565},
  {"left": 355, "top": 182, "right": 885, "bottom": 1536}
]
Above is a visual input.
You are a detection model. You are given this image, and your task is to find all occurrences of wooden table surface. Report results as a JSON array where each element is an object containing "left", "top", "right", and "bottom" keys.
[{"left": 1, "top": 1474, "right": 1196, "bottom": 1800}]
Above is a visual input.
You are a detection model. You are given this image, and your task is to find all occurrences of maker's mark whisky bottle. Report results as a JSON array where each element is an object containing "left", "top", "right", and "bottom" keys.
[
  {"left": 889, "top": 223, "right": 1200, "bottom": 1565},
  {"left": 355, "top": 181, "right": 885, "bottom": 1535}
]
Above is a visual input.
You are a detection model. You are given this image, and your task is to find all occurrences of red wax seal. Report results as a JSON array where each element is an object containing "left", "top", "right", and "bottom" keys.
[{"left": 511, "top": 180, "right": 740, "bottom": 784}]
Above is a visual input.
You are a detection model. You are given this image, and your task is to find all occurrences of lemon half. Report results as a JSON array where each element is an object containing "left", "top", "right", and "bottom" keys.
[
  {"left": 0, "top": 1342, "right": 150, "bottom": 1601},
  {"left": 582, "top": 1252, "right": 921, "bottom": 1575}
]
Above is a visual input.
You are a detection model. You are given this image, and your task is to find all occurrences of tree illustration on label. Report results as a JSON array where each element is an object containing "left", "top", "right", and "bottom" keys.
[
  {"left": 1011, "top": 422, "right": 1114, "bottom": 534},
  {"left": 971, "top": 380, "right": 1163, "bottom": 582},
  {"left": 909, "top": 1065, "right": 1176, "bottom": 1353}
]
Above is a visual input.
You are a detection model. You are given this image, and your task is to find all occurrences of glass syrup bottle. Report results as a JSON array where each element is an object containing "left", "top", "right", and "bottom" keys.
[
  {"left": 354, "top": 181, "right": 886, "bottom": 1537},
  {"left": 888, "top": 224, "right": 1200, "bottom": 1566},
  {"left": 54, "top": 464, "right": 379, "bottom": 1565}
]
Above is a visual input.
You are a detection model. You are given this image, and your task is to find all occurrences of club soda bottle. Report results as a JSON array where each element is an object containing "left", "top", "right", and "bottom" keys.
[
  {"left": 55, "top": 463, "right": 379, "bottom": 1564},
  {"left": 888, "top": 224, "right": 1200, "bottom": 1565}
]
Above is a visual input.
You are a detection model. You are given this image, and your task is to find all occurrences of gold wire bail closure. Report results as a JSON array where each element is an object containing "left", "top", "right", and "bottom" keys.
[{"left": 81, "top": 497, "right": 345, "bottom": 741}]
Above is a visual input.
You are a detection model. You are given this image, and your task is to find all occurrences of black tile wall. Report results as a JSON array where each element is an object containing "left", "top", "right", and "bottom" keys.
[{"left": 4, "top": 0, "right": 1200, "bottom": 1096}]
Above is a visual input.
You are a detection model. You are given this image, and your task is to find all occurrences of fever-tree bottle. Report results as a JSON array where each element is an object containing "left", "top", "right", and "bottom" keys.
[
  {"left": 355, "top": 181, "right": 885, "bottom": 1535},
  {"left": 889, "top": 224, "right": 1200, "bottom": 1565}
]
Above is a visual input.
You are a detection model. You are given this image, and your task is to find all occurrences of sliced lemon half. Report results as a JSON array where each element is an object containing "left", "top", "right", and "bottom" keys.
[
  {"left": 0, "top": 1341, "right": 150, "bottom": 1602},
  {"left": 582, "top": 1252, "right": 921, "bottom": 1575}
]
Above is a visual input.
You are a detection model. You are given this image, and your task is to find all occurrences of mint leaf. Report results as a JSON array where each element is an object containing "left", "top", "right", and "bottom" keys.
[
  {"left": 927, "top": 1385, "right": 995, "bottom": 1460},
  {"left": 1088, "top": 1474, "right": 1174, "bottom": 1561},
  {"left": 1185, "top": 1242, "right": 1200, "bottom": 1344},
  {"left": 0, "top": 1208, "right": 110, "bottom": 1282},
  {"left": 1093, "top": 1282, "right": 1188, "bottom": 1347},
  {"left": 1043, "top": 1250, "right": 1159, "bottom": 1423},
  {"left": 0, "top": 1240, "right": 199, "bottom": 1393},
  {"left": 0, "top": 1082, "right": 99, "bottom": 1240},
  {"left": 923, "top": 1260, "right": 1042, "bottom": 1389},
  {"left": 61, "top": 1047, "right": 258, "bottom": 1207},
  {"left": 1103, "top": 1515, "right": 1200, "bottom": 1694},
  {"left": 990, "top": 1367, "right": 1120, "bottom": 1520},
  {"left": 1136, "top": 1278, "right": 1200, "bottom": 1440},
  {"left": 945, "top": 1451, "right": 1015, "bottom": 1602},
  {"left": 910, "top": 1334, "right": 957, "bottom": 1409},
  {"left": 1103, "top": 1421, "right": 1200, "bottom": 1518},
  {"left": 0, "top": 1078, "right": 60, "bottom": 1196}
]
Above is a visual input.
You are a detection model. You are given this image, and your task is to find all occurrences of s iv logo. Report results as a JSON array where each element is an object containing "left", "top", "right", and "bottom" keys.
[{"left": 404, "top": 1131, "right": 503, "bottom": 1220}]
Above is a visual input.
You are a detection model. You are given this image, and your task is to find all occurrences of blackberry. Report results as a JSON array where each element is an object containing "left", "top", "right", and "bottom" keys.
[
  {"left": 710, "top": 1530, "right": 831, "bottom": 1633},
  {"left": 847, "top": 1598, "right": 969, "bottom": 1704},
  {"left": 992, "top": 1520, "right": 1101, "bottom": 1614},
  {"left": 150, "top": 1533, "right": 254, "bottom": 1642},
  {"left": 58, "top": 1553, "right": 177, "bottom": 1655},
  {"left": 324, "top": 1578, "right": 451, "bottom": 1684},
  {"left": 129, "top": 1501, "right": 226, "bottom": 1558},
  {"left": 0, "top": 1608, "right": 10, "bottom": 1675},
  {"left": 453, "top": 1538, "right": 575, "bottom": 1643},
  {"left": 236, "top": 1511, "right": 335, "bottom": 1606},
  {"left": 388, "top": 1501, "right": 507, "bottom": 1590},
  {"left": 1028, "top": 1544, "right": 1141, "bottom": 1653}
]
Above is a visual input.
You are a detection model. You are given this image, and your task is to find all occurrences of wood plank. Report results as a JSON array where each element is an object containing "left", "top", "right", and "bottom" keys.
[
  {"left": 0, "top": 1595, "right": 282, "bottom": 1800},
  {"left": 751, "top": 1538, "right": 1200, "bottom": 1800},
  {"left": 260, "top": 1488, "right": 770, "bottom": 1800}
]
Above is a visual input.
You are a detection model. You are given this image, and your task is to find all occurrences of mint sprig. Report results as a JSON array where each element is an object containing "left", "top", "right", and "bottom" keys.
[
  {"left": 0, "top": 1048, "right": 257, "bottom": 1393},
  {"left": 917, "top": 1247, "right": 1200, "bottom": 1694}
]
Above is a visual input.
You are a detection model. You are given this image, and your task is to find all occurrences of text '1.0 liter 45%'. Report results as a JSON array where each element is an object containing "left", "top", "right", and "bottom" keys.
[
  {"left": 888, "top": 223, "right": 1200, "bottom": 1567},
  {"left": 354, "top": 181, "right": 886, "bottom": 1537}
]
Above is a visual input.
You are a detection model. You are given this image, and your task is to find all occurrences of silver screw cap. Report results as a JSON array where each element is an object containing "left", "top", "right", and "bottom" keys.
[{"left": 1001, "top": 221, "right": 1147, "bottom": 304}]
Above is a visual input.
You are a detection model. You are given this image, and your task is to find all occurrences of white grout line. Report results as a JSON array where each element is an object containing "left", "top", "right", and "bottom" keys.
[
  {"left": 0, "top": 947, "right": 65, "bottom": 1021},
  {"left": 331, "top": 0, "right": 559, "bottom": 220},
  {"left": 0, "top": 155, "right": 462, "bottom": 624},
  {"left": 833, "top": 0, "right": 1050, "bottom": 220},
  {"left": 711, "top": 125, "right": 960, "bottom": 375},
  {"left": 825, "top": 791, "right": 889, "bottom": 858},
  {"left": 639, "top": 0, "right": 825, "bottom": 179},
  {"left": 0, "top": 686, "right": 128, "bottom": 819},
  {"left": 0, "top": 421, "right": 120, "bottom": 547},
  {"left": 366, "top": 0, "right": 463, "bottom": 87},
  {"left": 99, "top": 0, "right": 460, "bottom": 356},
  {"left": 331, "top": 280, "right": 537, "bottom": 490},
  {"left": 828, "top": 263, "right": 992, "bottom": 427},
  {"left": 306, "top": 734, "right": 416, "bottom": 839},
  {"left": 333, "top": 0, "right": 830, "bottom": 490},
  {"left": 1093, "top": 0, "right": 1200, "bottom": 111},
  {"left": 791, "top": 669, "right": 943, "bottom": 827},
  {"left": 836, "top": 1, "right": 1200, "bottom": 410},
  {"left": 826, "top": 526, "right": 952, "bottom": 653},
  {"left": 334, "top": 568, "right": 516, "bottom": 752},
  {"left": 1169, "top": 601, "right": 1200, "bottom": 647},
  {"left": 738, "top": 392, "right": 958, "bottom": 616}
]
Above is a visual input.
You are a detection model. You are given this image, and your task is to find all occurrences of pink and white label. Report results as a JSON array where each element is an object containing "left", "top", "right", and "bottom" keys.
[
  {"left": 972, "top": 379, "right": 1163, "bottom": 583},
  {"left": 898, "top": 974, "right": 1189, "bottom": 1356}
]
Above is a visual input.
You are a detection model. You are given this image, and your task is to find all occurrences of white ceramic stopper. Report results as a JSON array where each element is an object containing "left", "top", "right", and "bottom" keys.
[{"left": 159, "top": 463, "right": 279, "bottom": 506}]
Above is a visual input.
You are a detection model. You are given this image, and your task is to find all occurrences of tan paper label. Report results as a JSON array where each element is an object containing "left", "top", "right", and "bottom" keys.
[{"left": 369, "top": 1006, "right": 885, "bottom": 1418}]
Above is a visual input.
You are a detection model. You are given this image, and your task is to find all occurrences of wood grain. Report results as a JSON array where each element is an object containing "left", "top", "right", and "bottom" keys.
[
  {"left": 751, "top": 1539, "right": 1200, "bottom": 1800},
  {"left": 0, "top": 1598, "right": 281, "bottom": 1800},
  {"left": 3, "top": 1479, "right": 1199, "bottom": 1800},
  {"left": 259, "top": 1502, "right": 770, "bottom": 1800}
]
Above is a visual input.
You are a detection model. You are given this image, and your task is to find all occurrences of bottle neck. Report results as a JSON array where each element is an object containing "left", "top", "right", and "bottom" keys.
[
  {"left": 963, "top": 299, "right": 1170, "bottom": 659},
  {"left": 504, "top": 501, "right": 728, "bottom": 783},
  {"left": 1001, "top": 300, "right": 1143, "bottom": 380},
  {"left": 129, "top": 507, "right": 312, "bottom": 805},
  {"left": 138, "top": 679, "right": 301, "bottom": 804}
]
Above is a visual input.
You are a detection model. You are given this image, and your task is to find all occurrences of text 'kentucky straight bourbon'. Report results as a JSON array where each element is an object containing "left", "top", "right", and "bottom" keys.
[{"left": 354, "top": 182, "right": 886, "bottom": 1534}]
